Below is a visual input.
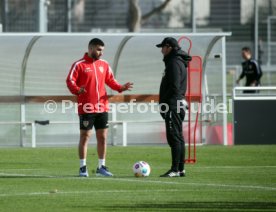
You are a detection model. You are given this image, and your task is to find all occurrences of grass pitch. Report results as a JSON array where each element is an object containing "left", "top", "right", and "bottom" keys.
[{"left": 0, "top": 145, "right": 275, "bottom": 211}]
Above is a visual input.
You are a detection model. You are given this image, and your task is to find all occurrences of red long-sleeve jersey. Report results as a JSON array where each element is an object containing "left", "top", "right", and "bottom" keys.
[{"left": 66, "top": 53, "right": 122, "bottom": 114}]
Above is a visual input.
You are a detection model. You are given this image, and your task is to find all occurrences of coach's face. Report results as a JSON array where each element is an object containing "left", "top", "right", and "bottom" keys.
[
  {"left": 89, "top": 45, "right": 104, "bottom": 60},
  {"left": 161, "top": 45, "right": 172, "bottom": 56}
]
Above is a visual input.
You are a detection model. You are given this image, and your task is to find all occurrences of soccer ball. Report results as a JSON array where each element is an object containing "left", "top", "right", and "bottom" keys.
[{"left": 132, "top": 161, "right": 151, "bottom": 177}]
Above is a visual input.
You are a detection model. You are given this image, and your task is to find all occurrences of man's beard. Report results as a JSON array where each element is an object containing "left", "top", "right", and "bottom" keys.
[{"left": 91, "top": 53, "right": 100, "bottom": 60}]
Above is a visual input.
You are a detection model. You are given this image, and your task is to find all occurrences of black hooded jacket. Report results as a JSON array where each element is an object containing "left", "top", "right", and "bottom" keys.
[
  {"left": 159, "top": 49, "right": 192, "bottom": 112},
  {"left": 240, "top": 59, "right": 262, "bottom": 86}
]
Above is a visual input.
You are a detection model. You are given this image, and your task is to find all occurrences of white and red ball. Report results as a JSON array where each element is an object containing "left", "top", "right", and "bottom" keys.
[{"left": 132, "top": 161, "right": 151, "bottom": 177}]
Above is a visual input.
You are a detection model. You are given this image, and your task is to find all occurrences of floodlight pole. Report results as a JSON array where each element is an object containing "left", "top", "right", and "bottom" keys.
[
  {"left": 254, "top": 0, "right": 259, "bottom": 61},
  {"left": 267, "top": 17, "right": 271, "bottom": 66},
  {"left": 67, "top": 0, "right": 72, "bottom": 32},
  {"left": 39, "top": 0, "right": 49, "bottom": 32},
  {"left": 267, "top": 16, "right": 276, "bottom": 67},
  {"left": 191, "top": 0, "right": 196, "bottom": 32},
  {"left": 222, "top": 36, "right": 228, "bottom": 146},
  {"left": 3, "top": 0, "right": 8, "bottom": 32}
]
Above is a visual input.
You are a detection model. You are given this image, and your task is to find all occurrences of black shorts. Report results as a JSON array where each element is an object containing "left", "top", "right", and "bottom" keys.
[{"left": 79, "top": 112, "right": 109, "bottom": 130}]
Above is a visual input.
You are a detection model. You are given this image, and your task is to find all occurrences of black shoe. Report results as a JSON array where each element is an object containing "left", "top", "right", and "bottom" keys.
[
  {"left": 160, "top": 169, "right": 180, "bottom": 177},
  {"left": 79, "top": 166, "right": 89, "bottom": 177},
  {"left": 179, "top": 170, "right": 186, "bottom": 177}
]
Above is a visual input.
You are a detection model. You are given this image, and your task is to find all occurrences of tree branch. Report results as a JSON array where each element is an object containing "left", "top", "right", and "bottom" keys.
[
  {"left": 128, "top": 0, "right": 142, "bottom": 32},
  {"left": 141, "top": 0, "right": 171, "bottom": 22}
]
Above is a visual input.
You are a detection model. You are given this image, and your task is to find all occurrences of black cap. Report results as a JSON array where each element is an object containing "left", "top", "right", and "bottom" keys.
[{"left": 156, "top": 37, "right": 180, "bottom": 48}]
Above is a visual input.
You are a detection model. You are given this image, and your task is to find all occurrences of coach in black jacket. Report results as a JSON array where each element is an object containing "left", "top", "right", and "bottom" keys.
[{"left": 157, "top": 37, "right": 192, "bottom": 177}]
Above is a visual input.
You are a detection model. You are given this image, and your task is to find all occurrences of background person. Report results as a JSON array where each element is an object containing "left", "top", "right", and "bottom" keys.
[
  {"left": 66, "top": 38, "right": 133, "bottom": 177},
  {"left": 236, "top": 47, "right": 262, "bottom": 93}
]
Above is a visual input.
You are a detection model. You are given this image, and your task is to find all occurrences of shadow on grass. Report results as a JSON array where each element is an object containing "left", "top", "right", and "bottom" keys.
[
  {"left": 0, "top": 174, "right": 136, "bottom": 179},
  {"left": 0, "top": 174, "right": 77, "bottom": 179},
  {"left": 0, "top": 176, "right": 50, "bottom": 179},
  {"left": 103, "top": 202, "right": 276, "bottom": 210}
]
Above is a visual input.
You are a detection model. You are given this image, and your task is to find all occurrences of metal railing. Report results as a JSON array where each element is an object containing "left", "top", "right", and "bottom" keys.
[
  {"left": 0, "top": 120, "right": 127, "bottom": 148},
  {"left": 233, "top": 86, "right": 276, "bottom": 100}
]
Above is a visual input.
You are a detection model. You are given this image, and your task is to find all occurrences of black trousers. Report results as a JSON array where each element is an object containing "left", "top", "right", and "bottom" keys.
[{"left": 164, "top": 109, "right": 185, "bottom": 172}]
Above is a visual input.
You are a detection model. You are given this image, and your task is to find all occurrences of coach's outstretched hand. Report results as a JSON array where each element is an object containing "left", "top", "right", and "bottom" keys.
[{"left": 121, "top": 82, "right": 134, "bottom": 92}]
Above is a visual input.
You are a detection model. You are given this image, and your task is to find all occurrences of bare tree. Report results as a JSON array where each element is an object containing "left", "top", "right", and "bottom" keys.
[
  {"left": 128, "top": 0, "right": 171, "bottom": 32},
  {"left": 73, "top": 0, "right": 85, "bottom": 24}
]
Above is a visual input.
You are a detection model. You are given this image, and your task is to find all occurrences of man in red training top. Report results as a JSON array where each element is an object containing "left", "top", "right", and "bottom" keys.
[{"left": 66, "top": 38, "right": 133, "bottom": 177}]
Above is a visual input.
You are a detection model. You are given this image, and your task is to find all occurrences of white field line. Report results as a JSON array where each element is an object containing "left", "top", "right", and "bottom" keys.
[
  {"left": 0, "top": 189, "right": 181, "bottom": 197},
  {"left": 0, "top": 173, "right": 50, "bottom": 177},
  {"left": 0, "top": 166, "right": 275, "bottom": 171},
  {"left": 193, "top": 166, "right": 276, "bottom": 169},
  {"left": 0, "top": 172, "right": 275, "bottom": 192},
  {"left": 155, "top": 166, "right": 276, "bottom": 169},
  {"left": 0, "top": 169, "right": 43, "bottom": 171},
  {"left": 92, "top": 178, "right": 276, "bottom": 191}
]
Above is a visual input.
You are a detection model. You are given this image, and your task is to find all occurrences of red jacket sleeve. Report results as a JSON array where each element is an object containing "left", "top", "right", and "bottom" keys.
[
  {"left": 66, "top": 62, "right": 80, "bottom": 95},
  {"left": 105, "top": 66, "right": 123, "bottom": 92}
]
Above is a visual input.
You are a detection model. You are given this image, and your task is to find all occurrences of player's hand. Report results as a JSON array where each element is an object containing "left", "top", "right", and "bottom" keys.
[
  {"left": 121, "top": 82, "right": 133, "bottom": 92},
  {"left": 78, "top": 86, "right": 87, "bottom": 94},
  {"left": 236, "top": 79, "right": 240, "bottom": 85}
]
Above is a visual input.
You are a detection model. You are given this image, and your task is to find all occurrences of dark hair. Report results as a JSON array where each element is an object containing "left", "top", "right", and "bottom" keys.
[
  {"left": 242, "top": 47, "right": 251, "bottom": 53},
  {"left": 89, "top": 38, "right": 105, "bottom": 47}
]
